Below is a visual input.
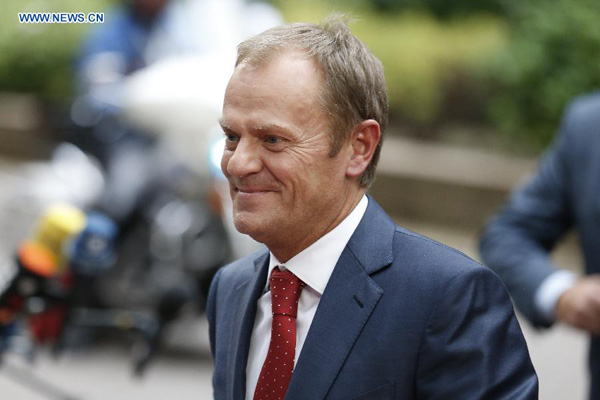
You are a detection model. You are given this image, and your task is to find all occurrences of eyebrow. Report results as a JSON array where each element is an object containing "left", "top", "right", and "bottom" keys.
[
  {"left": 218, "top": 119, "right": 233, "bottom": 132},
  {"left": 255, "top": 123, "right": 295, "bottom": 135},
  {"left": 218, "top": 120, "right": 298, "bottom": 136}
]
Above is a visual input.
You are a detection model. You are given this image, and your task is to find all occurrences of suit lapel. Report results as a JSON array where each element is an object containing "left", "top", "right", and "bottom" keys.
[
  {"left": 286, "top": 197, "right": 396, "bottom": 400},
  {"left": 227, "top": 250, "right": 270, "bottom": 400}
]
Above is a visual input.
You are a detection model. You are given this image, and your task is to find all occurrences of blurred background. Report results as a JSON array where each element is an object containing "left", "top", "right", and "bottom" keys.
[{"left": 0, "top": 0, "right": 598, "bottom": 398}]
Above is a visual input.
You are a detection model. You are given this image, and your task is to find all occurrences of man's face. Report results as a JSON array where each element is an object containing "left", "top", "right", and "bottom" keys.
[{"left": 220, "top": 51, "right": 358, "bottom": 259}]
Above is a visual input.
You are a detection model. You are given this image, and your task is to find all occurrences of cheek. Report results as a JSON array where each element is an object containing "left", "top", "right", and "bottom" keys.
[
  {"left": 264, "top": 149, "right": 332, "bottom": 193},
  {"left": 269, "top": 161, "right": 307, "bottom": 192},
  {"left": 286, "top": 168, "right": 327, "bottom": 202}
]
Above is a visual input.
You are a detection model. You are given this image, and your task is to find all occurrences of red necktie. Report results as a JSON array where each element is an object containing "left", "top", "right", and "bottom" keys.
[{"left": 254, "top": 267, "right": 305, "bottom": 400}]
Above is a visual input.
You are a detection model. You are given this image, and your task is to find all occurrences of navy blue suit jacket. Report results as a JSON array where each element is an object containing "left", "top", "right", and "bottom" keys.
[
  {"left": 208, "top": 197, "right": 538, "bottom": 399},
  {"left": 480, "top": 92, "right": 600, "bottom": 398}
]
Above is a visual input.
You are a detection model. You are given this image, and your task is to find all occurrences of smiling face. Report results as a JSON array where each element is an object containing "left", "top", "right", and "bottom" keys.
[{"left": 220, "top": 51, "right": 365, "bottom": 261}]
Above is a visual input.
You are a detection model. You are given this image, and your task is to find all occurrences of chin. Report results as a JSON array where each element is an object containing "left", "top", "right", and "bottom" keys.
[{"left": 232, "top": 212, "right": 268, "bottom": 243}]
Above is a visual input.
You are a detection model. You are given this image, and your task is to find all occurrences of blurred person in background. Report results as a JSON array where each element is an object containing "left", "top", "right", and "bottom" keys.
[
  {"left": 70, "top": 0, "right": 281, "bottom": 224},
  {"left": 480, "top": 92, "right": 600, "bottom": 400},
  {"left": 208, "top": 17, "right": 538, "bottom": 400},
  {"left": 72, "top": 0, "right": 173, "bottom": 223}
]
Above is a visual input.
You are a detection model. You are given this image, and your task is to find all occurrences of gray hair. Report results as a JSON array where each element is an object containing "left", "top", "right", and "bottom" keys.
[{"left": 235, "top": 15, "right": 388, "bottom": 187}]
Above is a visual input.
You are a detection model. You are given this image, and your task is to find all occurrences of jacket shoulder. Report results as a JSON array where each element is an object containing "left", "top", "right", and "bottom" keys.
[
  {"left": 394, "top": 226, "right": 481, "bottom": 266},
  {"left": 568, "top": 91, "right": 600, "bottom": 116},
  {"left": 391, "top": 225, "right": 497, "bottom": 284},
  {"left": 562, "top": 91, "right": 600, "bottom": 145}
]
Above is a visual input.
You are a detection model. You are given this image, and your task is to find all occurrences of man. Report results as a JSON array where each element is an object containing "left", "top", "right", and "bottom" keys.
[
  {"left": 208, "top": 17, "right": 538, "bottom": 400},
  {"left": 480, "top": 92, "right": 600, "bottom": 400}
]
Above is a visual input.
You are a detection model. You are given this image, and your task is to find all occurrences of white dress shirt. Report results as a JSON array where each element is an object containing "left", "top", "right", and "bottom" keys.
[
  {"left": 245, "top": 195, "right": 368, "bottom": 399},
  {"left": 534, "top": 269, "right": 577, "bottom": 322}
]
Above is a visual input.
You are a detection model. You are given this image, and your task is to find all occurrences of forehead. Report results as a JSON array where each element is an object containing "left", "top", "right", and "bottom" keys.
[
  {"left": 222, "top": 51, "right": 328, "bottom": 132},
  {"left": 237, "top": 49, "right": 322, "bottom": 83}
]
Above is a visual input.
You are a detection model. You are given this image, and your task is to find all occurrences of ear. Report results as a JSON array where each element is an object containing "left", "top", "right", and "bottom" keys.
[{"left": 345, "top": 119, "right": 381, "bottom": 179}]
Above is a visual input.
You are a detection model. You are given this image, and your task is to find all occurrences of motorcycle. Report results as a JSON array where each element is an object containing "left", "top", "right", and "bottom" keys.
[{"left": 0, "top": 54, "right": 235, "bottom": 377}]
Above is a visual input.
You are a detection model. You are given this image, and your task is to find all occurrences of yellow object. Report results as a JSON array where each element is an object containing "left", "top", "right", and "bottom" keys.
[{"left": 33, "top": 204, "right": 86, "bottom": 268}]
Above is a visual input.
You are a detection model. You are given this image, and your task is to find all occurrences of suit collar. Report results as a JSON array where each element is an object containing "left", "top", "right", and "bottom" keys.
[
  {"left": 228, "top": 249, "right": 270, "bottom": 400},
  {"left": 346, "top": 194, "right": 396, "bottom": 274},
  {"left": 286, "top": 196, "right": 395, "bottom": 399}
]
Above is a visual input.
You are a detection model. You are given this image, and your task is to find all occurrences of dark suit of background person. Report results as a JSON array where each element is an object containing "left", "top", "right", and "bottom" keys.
[
  {"left": 208, "top": 18, "right": 538, "bottom": 400},
  {"left": 480, "top": 92, "right": 600, "bottom": 400}
]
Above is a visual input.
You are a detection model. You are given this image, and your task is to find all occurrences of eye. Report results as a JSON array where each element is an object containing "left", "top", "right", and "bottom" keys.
[
  {"left": 225, "top": 132, "right": 239, "bottom": 142},
  {"left": 223, "top": 132, "right": 239, "bottom": 151},
  {"left": 265, "top": 135, "right": 280, "bottom": 144}
]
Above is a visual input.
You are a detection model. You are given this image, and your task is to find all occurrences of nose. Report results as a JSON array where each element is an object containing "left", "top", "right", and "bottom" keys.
[{"left": 222, "top": 138, "right": 263, "bottom": 178}]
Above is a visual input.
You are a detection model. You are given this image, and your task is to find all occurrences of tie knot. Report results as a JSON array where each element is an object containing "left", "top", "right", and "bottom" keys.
[{"left": 269, "top": 267, "right": 305, "bottom": 318}]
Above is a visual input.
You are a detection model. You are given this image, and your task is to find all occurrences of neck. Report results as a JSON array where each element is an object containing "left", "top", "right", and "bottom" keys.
[{"left": 269, "top": 190, "right": 366, "bottom": 263}]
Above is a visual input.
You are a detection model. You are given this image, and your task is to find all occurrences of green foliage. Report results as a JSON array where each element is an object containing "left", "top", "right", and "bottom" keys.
[
  {"left": 0, "top": 0, "right": 109, "bottom": 100},
  {"left": 356, "top": 13, "right": 507, "bottom": 126},
  {"left": 486, "top": 0, "right": 600, "bottom": 150},
  {"left": 5, "top": 0, "right": 596, "bottom": 153},
  {"left": 273, "top": 0, "right": 508, "bottom": 128},
  {"left": 369, "top": 0, "right": 504, "bottom": 19}
]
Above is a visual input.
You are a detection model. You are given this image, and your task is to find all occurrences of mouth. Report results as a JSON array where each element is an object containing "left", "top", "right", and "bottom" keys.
[{"left": 234, "top": 186, "right": 273, "bottom": 195}]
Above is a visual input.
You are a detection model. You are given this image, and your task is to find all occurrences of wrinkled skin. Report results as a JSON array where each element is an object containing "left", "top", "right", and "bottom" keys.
[{"left": 220, "top": 51, "right": 378, "bottom": 262}]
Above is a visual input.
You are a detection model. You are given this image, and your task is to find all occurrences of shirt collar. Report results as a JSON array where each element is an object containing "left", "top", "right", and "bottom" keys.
[{"left": 267, "top": 195, "right": 368, "bottom": 295}]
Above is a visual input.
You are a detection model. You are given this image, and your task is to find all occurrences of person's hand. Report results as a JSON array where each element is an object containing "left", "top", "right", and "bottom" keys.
[{"left": 555, "top": 275, "right": 600, "bottom": 335}]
